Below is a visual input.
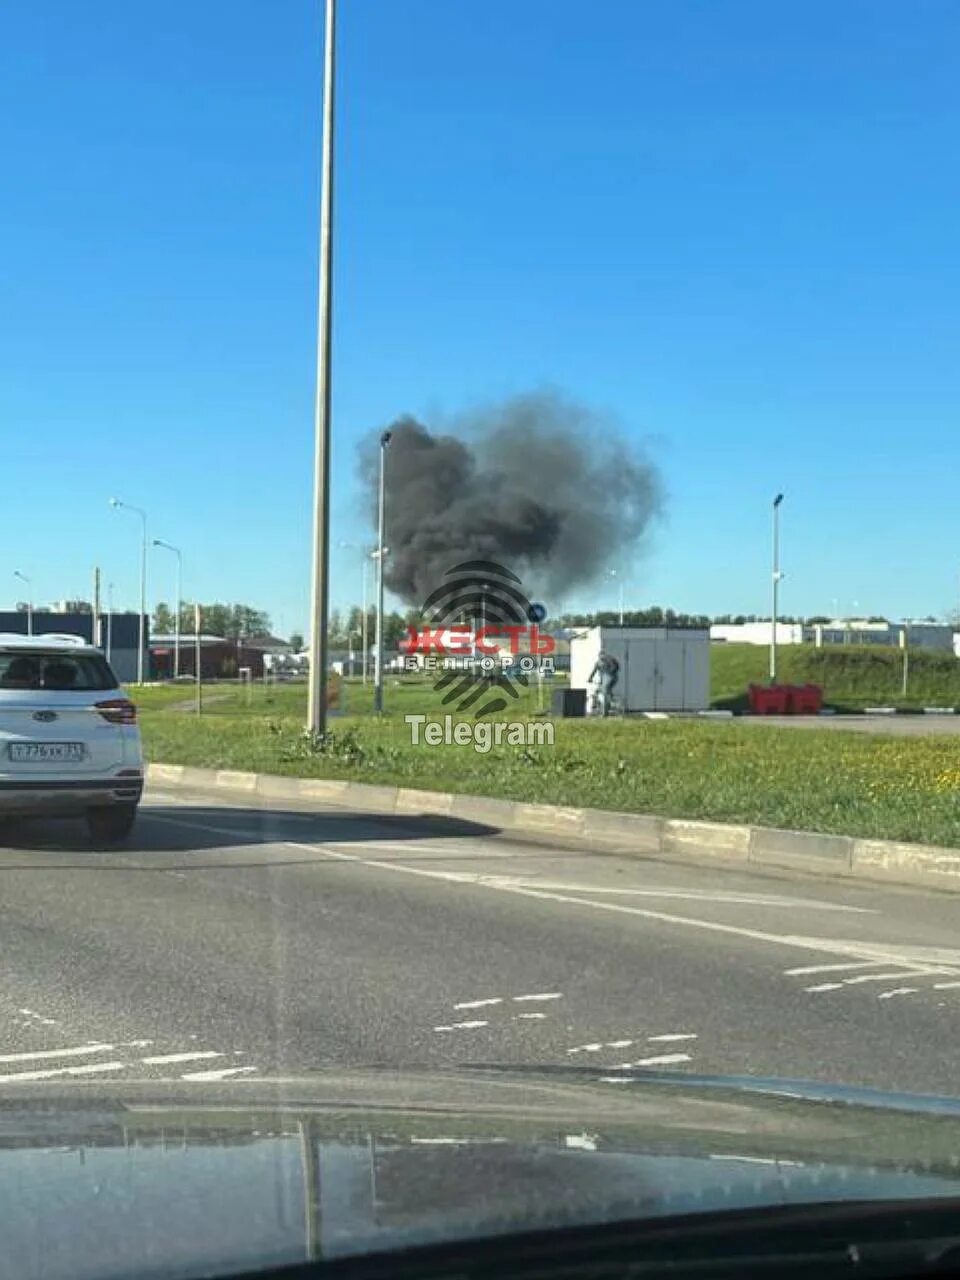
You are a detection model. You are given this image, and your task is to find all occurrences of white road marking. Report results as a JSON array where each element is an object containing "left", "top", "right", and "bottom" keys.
[
  {"left": 153, "top": 816, "right": 960, "bottom": 976},
  {"left": 841, "top": 971, "right": 933, "bottom": 985},
  {"left": 568, "top": 1043, "right": 608, "bottom": 1055},
  {"left": 181, "top": 1066, "right": 258, "bottom": 1081},
  {"left": 647, "top": 1033, "right": 698, "bottom": 1043},
  {"left": 122, "top": 1039, "right": 155, "bottom": 1048},
  {"left": 514, "top": 1013, "right": 546, "bottom": 1021},
  {"left": 434, "top": 1021, "right": 488, "bottom": 1031},
  {"left": 512, "top": 993, "right": 562, "bottom": 1003},
  {"left": 608, "top": 1054, "right": 692, "bottom": 1068},
  {"left": 933, "top": 981, "right": 960, "bottom": 990},
  {"left": 805, "top": 982, "right": 844, "bottom": 993},
  {"left": 878, "top": 988, "right": 918, "bottom": 1000},
  {"left": 0, "top": 1061, "right": 126, "bottom": 1084},
  {"left": 565, "top": 1133, "right": 598, "bottom": 1151},
  {"left": 455, "top": 882, "right": 876, "bottom": 914},
  {"left": 141, "top": 1051, "right": 222, "bottom": 1065},
  {"left": 453, "top": 998, "right": 502, "bottom": 1010},
  {"left": 785, "top": 962, "right": 880, "bottom": 976},
  {"left": 0, "top": 1043, "right": 114, "bottom": 1065}
]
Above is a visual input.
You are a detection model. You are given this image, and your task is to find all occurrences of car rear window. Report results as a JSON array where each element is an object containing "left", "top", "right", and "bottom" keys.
[{"left": 0, "top": 652, "right": 119, "bottom": 692}]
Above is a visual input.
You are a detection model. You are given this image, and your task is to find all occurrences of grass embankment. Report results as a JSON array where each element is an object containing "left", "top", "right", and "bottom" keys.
[
  {"left": 712, "top": 643, "right": 960, "bottom": 711},
  {"left": 137, "top": 679, "right": 960, "bottom": 848}
]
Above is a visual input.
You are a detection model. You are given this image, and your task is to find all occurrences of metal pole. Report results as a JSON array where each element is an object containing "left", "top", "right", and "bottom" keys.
[
  {"left": 174, "top": 549, "right": 182, "bottom": 679},
  {"left": 770, "top": 493, "right": 783, "bottom": 683},
  {"left": 361, "top": 552, "right": 368, "bottom": 685},
  {"left": 138, "top": 511, "right": 147, "bottom": 684},
  {"left": 13, "top": 572, "right": 32, "bottom": 636},
  {"left": 374, "top": 435, "right": 389, "bottom": 714},
  {"left": 306, "top": 0, "right": 337, "bottom": 735},
  {"left": 195, "top": 603, "right": 202, "bottom": 715},
  {"left": 619, "top": 580, "right": 624, "bottom": 627},
  {"left": 106, "top": 584, "right": 114, "bottom": 663},
  {"left": 902, "top": 625, "right": 909, "bottom": 698}
]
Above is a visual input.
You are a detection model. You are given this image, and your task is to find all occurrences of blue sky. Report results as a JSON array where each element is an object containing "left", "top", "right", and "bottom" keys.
[{"left": 2, "top": 1, "right": 959, "bottom": 634}]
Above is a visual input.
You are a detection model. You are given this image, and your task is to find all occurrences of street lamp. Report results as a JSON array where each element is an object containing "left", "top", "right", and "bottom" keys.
[
  {"left": 373, "top": 429, "right": 392, "bottom": 714},
  {"left": 109, "top": 497, "right": 147, "bottom": 684},
  {"left": 106, "top": 582, "right": 115, "bottom": 663},
  {"left": 770, "top": 493, "right": 784, "bottom": 682},
  {"left": 153, "top": 539, "right": 183, "bottom": 679},
  {"left": 607, "top": 568, "right": 625, "bottom": 626},
  {"left": 13, "top": 571, "right": 32, "bottom": 636},
  {"left": 306, "top": 0, "right": 338, "bottom": 735},
  {"left": 338, "top": 541, "right": 372, "bottom": 684}
]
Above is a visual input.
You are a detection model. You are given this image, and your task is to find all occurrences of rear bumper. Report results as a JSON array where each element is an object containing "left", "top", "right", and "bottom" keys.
[{"left": 0, "top": 777, "right": 143, "bottom": 815}]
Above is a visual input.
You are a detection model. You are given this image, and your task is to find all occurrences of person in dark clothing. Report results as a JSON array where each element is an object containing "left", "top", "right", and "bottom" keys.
[{"left": 588, "top": 650, "right": 620, "bottom": 716}]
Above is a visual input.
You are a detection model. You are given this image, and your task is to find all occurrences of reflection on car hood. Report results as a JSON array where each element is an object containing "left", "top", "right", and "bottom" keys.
[{"left": 4, "top": 1067, "right": 960, "bottom": 1279}]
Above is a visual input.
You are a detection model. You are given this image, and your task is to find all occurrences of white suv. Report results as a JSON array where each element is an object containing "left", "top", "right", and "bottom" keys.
[{"left": 0, "top": 634, "right": 143, "bottom": 844}]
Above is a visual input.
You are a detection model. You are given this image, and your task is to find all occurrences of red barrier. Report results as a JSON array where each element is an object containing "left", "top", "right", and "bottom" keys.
[
  {"left": 748, "top": 684, "right": 791, "bottom": 715},
  {"left": 789, "top": 683, "right": 824, "bottom": 715}
]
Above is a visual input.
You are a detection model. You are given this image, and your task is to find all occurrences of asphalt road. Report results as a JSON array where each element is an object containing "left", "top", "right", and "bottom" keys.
[{"left": 1, "top": 786, "right": 960, "bottom": 1097}]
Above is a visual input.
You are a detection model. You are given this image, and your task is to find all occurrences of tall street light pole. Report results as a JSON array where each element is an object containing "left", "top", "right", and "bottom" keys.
[
  {"left": 153, "top": 539, "right": 183, "bottom": 679},
  {"left": 13, "top": 571, "right": 32, "bottom": 636},
  {"left": 770, "top": 492, "right": 784, "bottom": 683},
  {"left": 373, "top": 430, "right": 391, "bottom": 714},
  {"left": 109, "top": 498, "right": 148, "bottom": 684},
  {"left": 338, "top": 541, "right": 371, "bottom": 682},
  {"left": 106, "top": 582, "right": 114, "bottom": 664},
  {"left": 307, "top": 0, "right": 338, "bottom": 735}
]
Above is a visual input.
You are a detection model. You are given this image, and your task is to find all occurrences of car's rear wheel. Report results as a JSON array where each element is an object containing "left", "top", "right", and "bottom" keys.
[{"left": 86, "top": 804, "right": 138, "bottom": 846}]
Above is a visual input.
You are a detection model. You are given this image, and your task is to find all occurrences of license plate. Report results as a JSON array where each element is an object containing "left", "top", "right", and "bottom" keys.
[{"left": 8, "top": 742, "right": 86, "bottom": 763}]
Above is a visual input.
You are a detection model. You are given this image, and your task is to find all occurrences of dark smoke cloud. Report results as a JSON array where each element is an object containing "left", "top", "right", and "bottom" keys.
[{"left": 359, "top": 392, "right": 662, "bottom": 607}]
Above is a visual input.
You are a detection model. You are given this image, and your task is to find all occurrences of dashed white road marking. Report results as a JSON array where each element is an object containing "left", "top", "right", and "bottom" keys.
[
  {"left": 878, "top": 988, "right": 918, "bottom": 1000},
  {"left": 0, "top": 1043, "right": 115, "bottom": 1065},
  {"left": 841, "top": 971, "right": 933, "bottom": 986},
  {"left": 933, "top": 981, "right": 960, "bottom": 990},
  {"left": 513, "top": 1013, "right": 546, "bottom": 1021},
  {"left": 0, "top": 1061, "right": 126, "bottom": 1084},
  {"left": 786, "top": 962, "right": 880, "bottom": 976},
  {"left": 141, "top": 1051, "right": 222, "bottom": 1065},
  {"left": 647, "top": 1033, "right": 698, "bottom": 1043},
  {"left": 454, "top": 998, "right": 502, "bottom": 1010},
  {"left": 609, "top": 1053, "right": 692, "bottom": 1069},
  {"left": 512, "top": 993, "right": 562, "bottom": 1003},
  {"left": 805, "top": 982, "right": 844, "bottom": 993},
  {"left": 181, "top": 1066, "right": 258, "bottom": 1081},
  {"left": 434, "top": 1020, "right": 489, "bottom": 1032}
]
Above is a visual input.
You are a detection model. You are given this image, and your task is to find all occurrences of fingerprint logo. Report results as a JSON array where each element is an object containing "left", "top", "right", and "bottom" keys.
[{"left": 421, "top": 560, "right": 535, "bottom": 718}]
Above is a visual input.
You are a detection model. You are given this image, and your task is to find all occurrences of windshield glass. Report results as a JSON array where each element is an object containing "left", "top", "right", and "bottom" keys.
[{"left": 2, "top": 1, "right": 959, "bottom": 1278}]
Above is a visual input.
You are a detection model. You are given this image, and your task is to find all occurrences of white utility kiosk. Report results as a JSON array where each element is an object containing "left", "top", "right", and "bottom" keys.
[{"left": 569, "top": 626, "right": 710, "bottom": 713}]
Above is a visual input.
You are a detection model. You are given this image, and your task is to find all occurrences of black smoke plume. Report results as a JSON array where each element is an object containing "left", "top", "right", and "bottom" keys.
[{"left": 359, "top": 392, "right": 662, "bottom": 608}]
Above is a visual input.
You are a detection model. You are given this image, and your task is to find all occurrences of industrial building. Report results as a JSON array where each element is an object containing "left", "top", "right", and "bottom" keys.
[
  {"left": 0, "top": 610, "right": 147, "bottom": 684},
  {"left": 711, "top": 620, "right": 960, "bottom": 655}
]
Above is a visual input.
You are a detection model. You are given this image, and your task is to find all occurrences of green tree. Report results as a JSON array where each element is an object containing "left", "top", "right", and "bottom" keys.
[
  {"left": 289, "top": 631, "right": 304, "bottom": 651},
  {"left": 152, "top": 602, "right": 175, "bottom": 635}
]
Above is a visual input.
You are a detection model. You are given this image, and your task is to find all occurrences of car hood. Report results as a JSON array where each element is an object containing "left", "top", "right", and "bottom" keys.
[{"left": 4, "top": 1066, "right": 960, "bottom": 1279}]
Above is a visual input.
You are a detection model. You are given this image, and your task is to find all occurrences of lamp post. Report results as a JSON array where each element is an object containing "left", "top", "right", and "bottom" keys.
[
  {"left": 338, "top": 541, "right": 372, "bottom": 684},
  {"left": 12, "top": 571, "right": 32, "bottom": 636},
  {"left": 607, "top": 569, "right": 625, "bottom": 626},
  {"left": 153, "top": 539, "right": 183, "bottom": 679},
  {"left": 770, "top": 493, "right": 784, "bottom": 683},
  {"left": 306, "top": 0, "right": 338, "bottom": 735},
  {"left": 106, "top": 582, "right": 114, "bottom": 663},
  {"left": 373, "top": 430, "right": 391, "bottom": 714},
  {"left": 109, "top": 498, "right": 147, "bottom": 684}
]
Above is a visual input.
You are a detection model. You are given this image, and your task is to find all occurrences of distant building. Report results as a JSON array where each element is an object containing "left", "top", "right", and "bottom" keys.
[
  {"left": 0, "top": 610, "right": 147, "bottom": 683},
  {"left": 711, "top": 619, "right": 959, "bottom": 654},
  {"left": 150, "top": 634, "right": 291, "bottom": 680}
]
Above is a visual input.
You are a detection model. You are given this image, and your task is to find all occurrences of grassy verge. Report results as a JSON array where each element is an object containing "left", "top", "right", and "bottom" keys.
[{"left": 139, "top": 697, "right": 960, "bottom": 848}]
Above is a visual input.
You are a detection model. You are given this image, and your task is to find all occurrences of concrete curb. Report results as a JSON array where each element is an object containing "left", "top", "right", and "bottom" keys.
[{"left": 145, "top": 763, "right": 960, "bottom": 893}]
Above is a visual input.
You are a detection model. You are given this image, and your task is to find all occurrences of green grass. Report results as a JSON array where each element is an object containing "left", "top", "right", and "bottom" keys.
[
  {"left": 139, "top": 695, "right": 960, "bottom": 848},
  {"left": 712, "top": 643, "right": 960, "bottom": 711}
]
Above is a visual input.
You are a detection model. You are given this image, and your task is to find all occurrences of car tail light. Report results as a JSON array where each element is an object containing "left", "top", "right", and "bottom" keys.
[{"left": 95, "top": 698, "right": 138, "bottom": 725}]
